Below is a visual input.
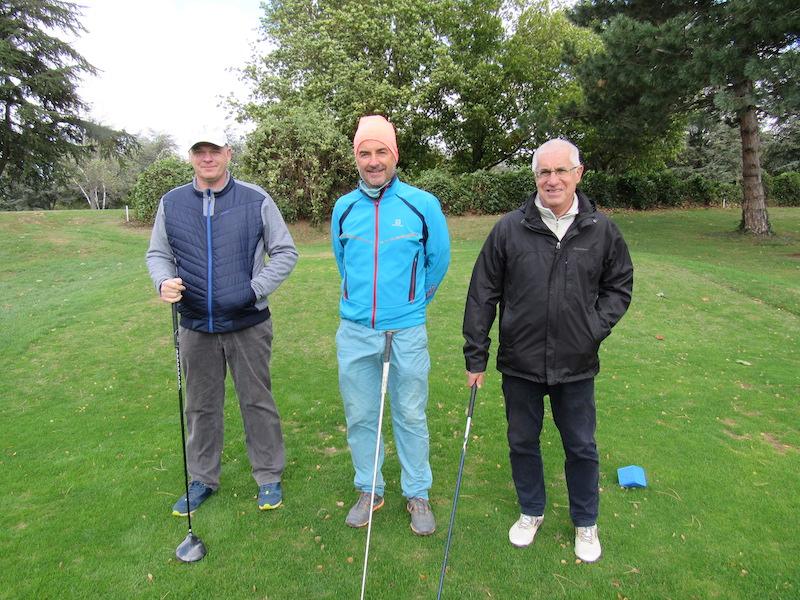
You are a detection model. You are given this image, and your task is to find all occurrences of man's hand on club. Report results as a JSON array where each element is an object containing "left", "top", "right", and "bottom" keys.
[
  {"left": 466, "top": 371, "right": 484, "bottom": 389},
  {"left": 160, "top": 278, "right": 185, "bottom": 303}
]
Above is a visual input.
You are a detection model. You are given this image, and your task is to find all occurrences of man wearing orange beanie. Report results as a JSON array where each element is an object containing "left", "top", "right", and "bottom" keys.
[{"left": 331, "top": 115, "right": 450, "bottom": 536}]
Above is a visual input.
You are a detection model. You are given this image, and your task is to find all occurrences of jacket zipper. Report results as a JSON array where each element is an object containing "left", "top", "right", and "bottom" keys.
[
  {"left": 408, "top": 251, "right": 419, "bottom": 302},
  {"left": 206, "top": 189, "right": 214, "bottom": 332},
  {"left": 371, "top": 199, "right": 380, "bottom": 328},
  {"left": 370, "top": 187, "right": 388, "bottom": 329}
]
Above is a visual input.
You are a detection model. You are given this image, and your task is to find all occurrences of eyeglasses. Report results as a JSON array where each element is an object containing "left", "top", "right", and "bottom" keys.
[{"left": 535, "top": 166, "right": 580, "bottom": 180}]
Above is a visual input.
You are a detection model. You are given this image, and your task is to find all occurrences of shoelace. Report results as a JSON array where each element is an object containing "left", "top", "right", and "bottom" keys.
[
  {"left": 577, "top": 526, "right": 597, "bottom": 543},
  {"left": 358, "top": 493, "right": 379, "bottom": 509},
  {"left": 188, "top": 481, "right": 207, "bottom": 495},
  {"left": 409, "top": 498, "right": 430, "bottom": 513},
  {"left": 519, "top": 515, "right": 541, "bottom": 529}
]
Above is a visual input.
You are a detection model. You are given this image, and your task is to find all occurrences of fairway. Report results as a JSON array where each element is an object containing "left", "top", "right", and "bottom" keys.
[{"left": 1, "top": 208, "right": 798, "bottom": 599}]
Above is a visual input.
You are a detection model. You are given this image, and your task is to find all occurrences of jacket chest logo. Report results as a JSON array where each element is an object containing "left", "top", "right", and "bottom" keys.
[{"left": 392, "top": 218, "right": 403, "bottom": 227}]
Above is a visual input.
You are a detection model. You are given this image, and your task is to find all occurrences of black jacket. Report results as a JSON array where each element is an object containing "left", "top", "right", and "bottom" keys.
[{"left": 463, "top": 190, "right": 633, "bottom": 385}]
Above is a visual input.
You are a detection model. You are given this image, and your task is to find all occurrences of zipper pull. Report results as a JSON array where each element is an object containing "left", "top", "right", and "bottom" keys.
[{"left": 556, "top": 241, "right": 561, "bottom": 251}]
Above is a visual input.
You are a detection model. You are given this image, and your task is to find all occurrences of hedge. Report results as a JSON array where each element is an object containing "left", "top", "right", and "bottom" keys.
[
  {"left": 411, "top": 167, "right": 799, "bottom": 215},
  {"left": 770, "top": 172, "right": 800, "bottom": 206}
]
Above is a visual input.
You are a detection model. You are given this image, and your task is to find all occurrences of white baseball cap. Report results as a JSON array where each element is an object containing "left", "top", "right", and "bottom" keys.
[{"left": 189, "top": 128, "right": 228, "bottom": 151}]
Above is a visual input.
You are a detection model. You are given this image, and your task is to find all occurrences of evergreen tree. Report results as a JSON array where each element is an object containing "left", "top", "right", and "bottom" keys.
[
  {"left": 571, "top": 0, "right": 800, "bottom": 235},
  {"left": 0, "top": 0, "right": 131, "bottom": 187}
]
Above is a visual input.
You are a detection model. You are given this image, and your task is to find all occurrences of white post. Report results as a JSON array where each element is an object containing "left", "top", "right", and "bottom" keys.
[{"left": 125, "top": 205, "right": 130, "bottom": 222}]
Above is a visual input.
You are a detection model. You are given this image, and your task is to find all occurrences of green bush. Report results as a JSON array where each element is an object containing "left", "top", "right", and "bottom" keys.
[
  {"left": 580, "top": 171, "right": 619, "bottom": 207},
  {"left": 617, "top": 173, "right": 658, "bottom": 210},
  {"left": 239, "top": 105, "right": 353, "bottom": 225},
  {"left": 412, "top": 169, "right": 470, "bottom": 215},
  {"left": 464, "top": 170, "right": 501, "bottom": 214},
  {"left": 684, "top": 174, "right": 716, "bottom": 206},
  {"left": 651, "top": 171, "right": 685, "bottom": 207},
  {"left": 497, "top": 169, "right": 535, "bottom": 211},
  {"left": 716, "top": 181, "right": 741, "bottom": 207},
  {"left": 770, "top": 172, "right": 800, "bottom": 206},
  {"left": 128, "top": 157, "right": 194, "bottom": 224}
]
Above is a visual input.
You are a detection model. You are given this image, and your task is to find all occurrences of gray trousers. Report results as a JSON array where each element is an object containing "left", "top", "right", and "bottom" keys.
[{"left": 180, "top": 318, "right": 284, "bottom": 488}]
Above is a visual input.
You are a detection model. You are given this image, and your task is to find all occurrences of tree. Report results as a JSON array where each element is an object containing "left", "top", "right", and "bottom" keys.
[
  {"left": 670, "top": 113, "right": 742, "bottom": 185},
  {"left": 238, "top": 104, "right": 353, "bottom": 224},
  {"left": 242, "top": 0, "right": 448, "bottom": 170},
  {"left": 240, "top": 0, "right": 598, "bottom": 176},
  {"left": 570, "top": 0, "right": 800, "bottom": 235},
  {"left": 762, "top": 116, "right": 800, "bottom": 175},
  {"left": 435, "top": 0, "right": 600, "bottom": 171},
  {"left": 0, "top": 0, "right": 132, "bottom": 184}
]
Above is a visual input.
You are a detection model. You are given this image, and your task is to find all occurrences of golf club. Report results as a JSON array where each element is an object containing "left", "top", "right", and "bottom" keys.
[
  {"left": 436, "top": 383, "right": 478, "bottom": 599},
  {"left": 171, "top": 303, "right": 207, "bottom": 563},
  {"left": 359, "top": 330, "right": 394, "bottom": 600}
]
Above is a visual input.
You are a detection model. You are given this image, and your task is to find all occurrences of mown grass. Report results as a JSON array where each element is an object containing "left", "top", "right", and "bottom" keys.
[{"left": 1, "top": 207, "right": 798, "bottom": 599}]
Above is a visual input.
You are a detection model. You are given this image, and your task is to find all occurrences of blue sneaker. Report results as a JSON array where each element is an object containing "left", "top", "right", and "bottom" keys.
[
  {"left": 172, "top": 480, "right": 214, "bottom": 517},
  {"left": 258, "top": 482, "right": 283, "bottom": 510}
]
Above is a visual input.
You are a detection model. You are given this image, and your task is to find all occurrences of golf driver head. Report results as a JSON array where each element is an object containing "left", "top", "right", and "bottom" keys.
[{"left": 176, "top": 532, "right": 207, "bottom": 563}]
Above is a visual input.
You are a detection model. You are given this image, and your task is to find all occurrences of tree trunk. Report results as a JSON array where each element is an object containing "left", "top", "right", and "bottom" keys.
[{"left": 736, "top": 80, "right": 771, "bottom": 236}]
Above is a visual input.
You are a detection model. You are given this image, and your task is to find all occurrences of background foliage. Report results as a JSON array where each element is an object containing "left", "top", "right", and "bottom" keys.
[{"left": 129, "top": 157, "right": 194, "bottom": 224}]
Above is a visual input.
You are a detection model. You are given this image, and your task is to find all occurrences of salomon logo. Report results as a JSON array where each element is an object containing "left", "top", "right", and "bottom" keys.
[{"left": 392, "top": 219, "right": 403, "bottom": 227}]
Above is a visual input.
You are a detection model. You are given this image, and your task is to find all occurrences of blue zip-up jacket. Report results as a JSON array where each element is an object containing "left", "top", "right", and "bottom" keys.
[
  {"left": 146, "top": 174, "right": 298, "bottom": 333},
  {"left": 331, "top": 176, "right": 450, "bottom": 330}
]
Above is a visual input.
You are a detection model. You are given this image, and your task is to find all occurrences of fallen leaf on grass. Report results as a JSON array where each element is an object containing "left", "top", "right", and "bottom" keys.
[
  {"left": 336, "top": 501, "right": 344, "bottom": 508},
  {"left": 655, "top": 335, "right": 665, "bottom": 341},
  {"left": 735, "top": 359, "right": 752, "bottom": 366},
  {"left": 147, "top": 574, "right": 153, "bottom": 583}
]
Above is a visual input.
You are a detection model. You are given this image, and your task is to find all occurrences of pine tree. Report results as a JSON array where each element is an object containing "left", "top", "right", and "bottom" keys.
[
  {"left": 0, "top": 1, "right": 128, "bottom": 184},
  {"left": 571, "top": 0, "right": 800, "bottom": 235}
]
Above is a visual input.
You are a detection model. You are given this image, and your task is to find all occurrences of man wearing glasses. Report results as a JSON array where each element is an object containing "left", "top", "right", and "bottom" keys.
[{"left": 462, "top": 138, "right": 633, "bottom": 563}]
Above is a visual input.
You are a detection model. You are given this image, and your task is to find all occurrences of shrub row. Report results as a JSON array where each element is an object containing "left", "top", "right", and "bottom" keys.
[
  {"left": 764, "top": 172, "right": 800, "bottom": 207},
  {"left": 412, "top": 168, "right": 800, "bottom": 214},
  {"left": 131, "top": 161, "right": 799, "bottom": 224}
]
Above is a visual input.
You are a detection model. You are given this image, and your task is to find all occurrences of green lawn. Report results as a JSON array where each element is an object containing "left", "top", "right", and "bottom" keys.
[{"left": 1, "top": 207, "right": 798, "bottom": 599}]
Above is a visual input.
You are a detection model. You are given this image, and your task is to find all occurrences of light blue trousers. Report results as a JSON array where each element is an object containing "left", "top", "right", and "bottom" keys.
[{"left": 336, "top": 319, "right": 432, "bottom": 499}]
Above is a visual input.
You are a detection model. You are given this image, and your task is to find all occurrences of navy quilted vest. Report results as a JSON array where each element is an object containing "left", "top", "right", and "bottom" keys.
[{"left": 163, "top": 177, "right": 269, "bottom": 333}]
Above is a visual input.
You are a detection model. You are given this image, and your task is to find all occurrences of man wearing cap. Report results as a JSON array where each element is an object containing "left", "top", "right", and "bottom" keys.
[
  {"left": 146, "top": 130, "right": 298, "bottom": 516},
  {"left": 331, "top": 115, "right": 450, "bottom": 535},
  {"left": 462, "top": 138, "right": 633, "bottom": 562}
]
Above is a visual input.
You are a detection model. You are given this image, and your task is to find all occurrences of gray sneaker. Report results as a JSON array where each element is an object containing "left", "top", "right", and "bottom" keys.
[
  {"left": 407, "top": 497, "right": 436, "bottom": 535},
  {"left": 345, "top": 492, "right": 384, "bottom": 528}
]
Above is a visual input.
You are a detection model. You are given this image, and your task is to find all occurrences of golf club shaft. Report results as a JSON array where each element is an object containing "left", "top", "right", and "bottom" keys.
[
  {"left": 359, "top": 331, "right": 394, "bottom": 600},
  {"left": 172, "top": 304, "right": 195, "bottom": 535},
  {"left": 436, "top": 384, "right": 478, "bottom": 600}
]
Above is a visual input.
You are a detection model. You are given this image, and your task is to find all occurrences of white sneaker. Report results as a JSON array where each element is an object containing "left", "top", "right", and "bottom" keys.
[
  {"left": 508, "top": 514, "right": 544, "bottom": 547},
  {"left": 574, "top": 525, "right": 602, "bottom": 562}
]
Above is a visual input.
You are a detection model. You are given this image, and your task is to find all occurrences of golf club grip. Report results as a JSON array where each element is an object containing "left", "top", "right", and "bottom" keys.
[
  {"left": 383, "top": 330, "right": 393, "bottom": 363},
  {"left": 466, "top": 383, "right": 477, "bottom": 418},
  {"left": 171, "top": 302, "right": 178, "bottom": 338}
]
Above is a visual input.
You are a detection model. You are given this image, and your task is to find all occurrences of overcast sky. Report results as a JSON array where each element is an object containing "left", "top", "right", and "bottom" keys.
[{"left": 72, "top": 0, "right": 265, "bottom": 153}]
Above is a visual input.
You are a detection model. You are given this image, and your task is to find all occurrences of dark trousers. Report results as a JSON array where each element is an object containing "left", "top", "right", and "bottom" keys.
[{"left": 502, "top": 374, "right": 599, "bottom": 526}]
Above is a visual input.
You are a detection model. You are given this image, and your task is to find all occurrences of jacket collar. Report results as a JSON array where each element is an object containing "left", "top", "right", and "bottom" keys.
[
  {"left": 357, "top": 175, "right": 399, "bottom": 201},
  {"left": 192, "top": 171, "right": 234, "bottom": 197},
  {"left": 522, "top": 189, "right": 597, "bottom": 233}
]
